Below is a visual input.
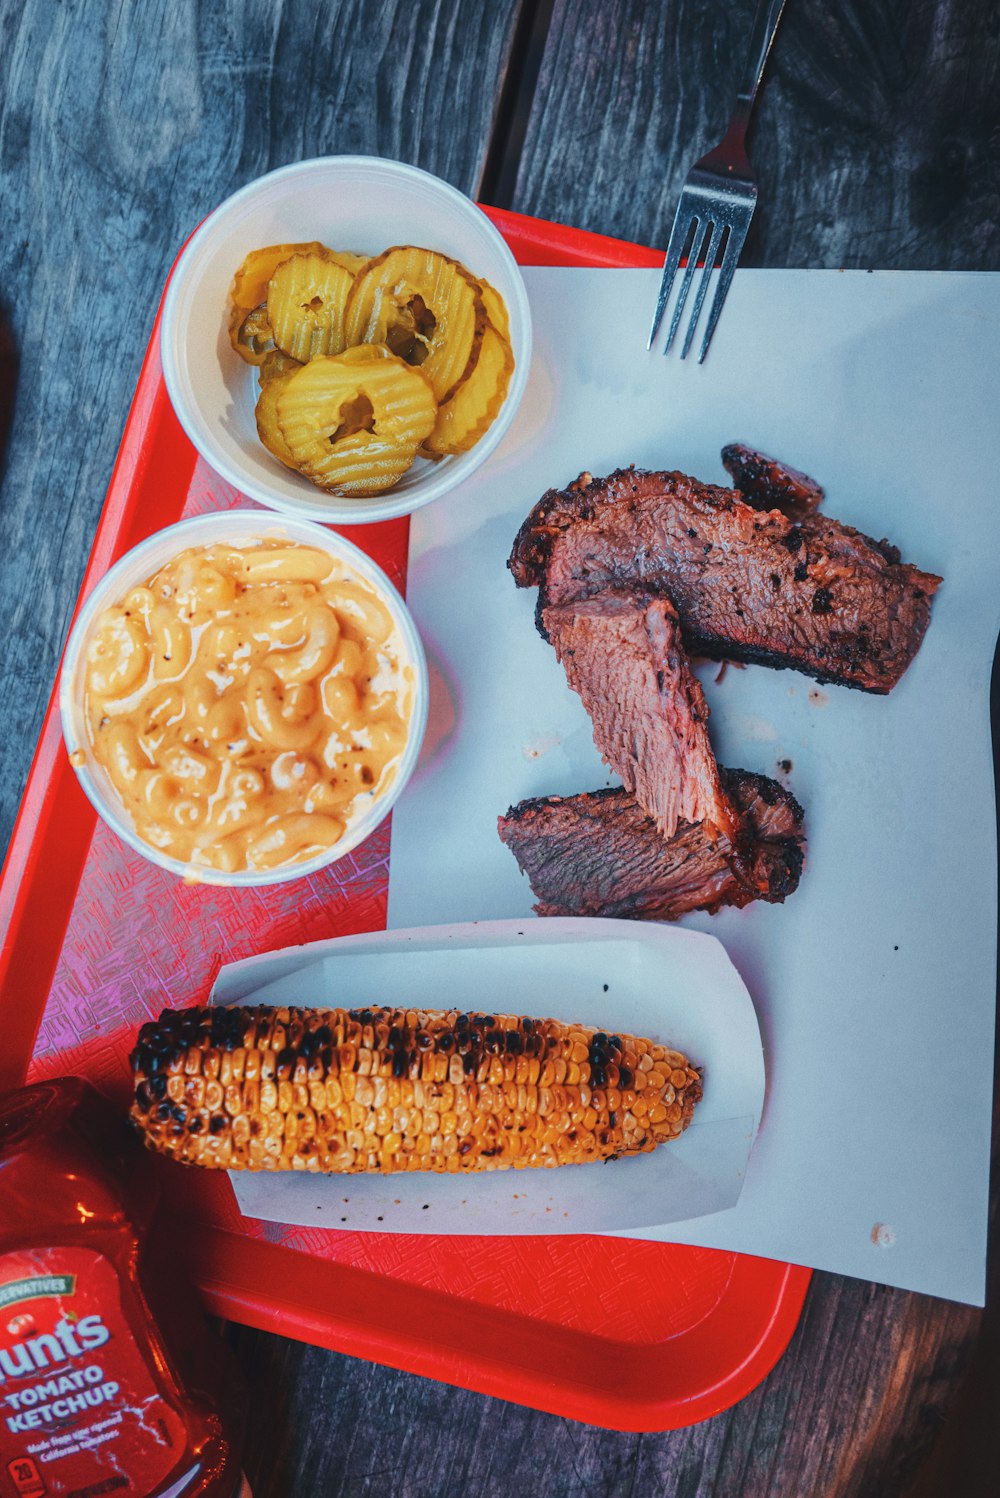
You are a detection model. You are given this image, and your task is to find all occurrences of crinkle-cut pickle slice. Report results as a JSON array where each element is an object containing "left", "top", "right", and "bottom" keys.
[
  {"left": 255, "top": 355, "right": 303, "bottom": 469},
  {"left": 336, "top": 342, "right": 394, "bottom": 366},
  {"left": 326, "top": 249, "right": 369, "bottom": 274},
  {"left": 266, "top": 253, "right": 357, "bottom": 362},
  {"left": 275, "top": 348, "right": 437, "bottom": 496},
  {"left": 344, "top": 245, "right": 485, "bottom": 405},
  {"left": 423, "top": 320, "right": 514, "bottom": 457},
  {"left": 228, "top": 241, "right": 329, "bottom": 356},
  {"left": 230, "top": 241, "right": 332, "bottom": 314},
  {"left": 232, "top": 304, "right": 276, "bottom": 365},
  {"left": 256, "top": 347, "right": 387, "bottom": 475},
  {"left": 477, "top": 277, "right": 510, "bottom": 341},
  {"left": 258, "top": 349, "right": 303, "bottom": 385}
]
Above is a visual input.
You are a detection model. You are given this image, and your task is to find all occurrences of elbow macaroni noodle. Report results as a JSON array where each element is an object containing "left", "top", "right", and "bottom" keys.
[{"left": 81, "top": 541, "right": 413, "bottom": 873}]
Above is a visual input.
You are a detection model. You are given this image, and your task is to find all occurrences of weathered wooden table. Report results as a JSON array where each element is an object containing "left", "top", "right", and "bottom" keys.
[{"left": 1, "top": 2, "right": 997, "bottom": 1493}]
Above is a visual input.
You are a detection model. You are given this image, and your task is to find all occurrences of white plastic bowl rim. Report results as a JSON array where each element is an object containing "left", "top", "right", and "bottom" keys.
[
  {"left": 60, "top": 509, "right": 429, "bottom": 887},
  {"left": 160, "top": 154, "right": 533, "bottom": 525}
]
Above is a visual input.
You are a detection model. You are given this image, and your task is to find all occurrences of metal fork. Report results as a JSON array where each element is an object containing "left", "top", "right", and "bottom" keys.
[{"left": 647, "top": 0, "right": 788, "bottom": 363}]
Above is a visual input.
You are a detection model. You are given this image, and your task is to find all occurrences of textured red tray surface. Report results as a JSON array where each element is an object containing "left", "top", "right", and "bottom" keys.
[{"left": 0, "top": 206, "right": 809, "bottom": 1430}]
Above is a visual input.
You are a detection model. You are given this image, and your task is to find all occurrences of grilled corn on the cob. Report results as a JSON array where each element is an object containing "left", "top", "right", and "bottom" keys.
[{"left": 130, "top": 1005, "right": 702, "bottom": 1175}]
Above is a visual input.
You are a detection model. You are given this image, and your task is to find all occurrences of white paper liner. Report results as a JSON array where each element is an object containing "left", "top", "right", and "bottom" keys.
[
  {"left": 386, "top": 267, "right": 1000, "bottom": 1304},
  {"left": 211, "top": 919, "right": 764, "bottom": 1234}
]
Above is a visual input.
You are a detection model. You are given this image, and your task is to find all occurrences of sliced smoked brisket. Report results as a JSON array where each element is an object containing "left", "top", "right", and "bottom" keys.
[
  {"left": 542, "top": 591, "right": 738, "bottom": 842},
  {"left": 721, "top": 442, "right": 824, "bottom": 519},
  {"left": 498, "top": 769, "right": 805, "bottom": 922},
  {"left": 509, "top": 465, "right": 940, "bottom": 693}
]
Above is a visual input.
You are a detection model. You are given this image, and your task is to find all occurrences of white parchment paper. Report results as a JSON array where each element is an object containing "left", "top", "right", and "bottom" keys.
[
  {"left": 214, "top": 920, "right": 763, "bottom": 1234},
  {"left": 387, "top": 268, "right": 1000, "bottom": 1304}
]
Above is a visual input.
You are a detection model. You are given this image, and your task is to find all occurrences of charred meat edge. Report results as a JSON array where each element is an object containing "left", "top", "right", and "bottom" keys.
[
  {"left": 721, "top": 442, "right": 824, "bottom": 519},
  {"left": 498, "top": 768, "right": 805, "bottom": 922},
  {"left": 509, "top": 464, "right": 940, "bottom": 694}
]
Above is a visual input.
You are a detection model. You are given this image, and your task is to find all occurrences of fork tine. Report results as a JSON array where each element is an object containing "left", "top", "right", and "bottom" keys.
[
  {"left": 662, "top": 218, "right": 708, "bottom": 357},
  {"left": 647, "top": 210, "right": 698, "bottom": 351},
  {"left": 679, "top": 220, "right": 725, "bottom": 360},
  {"left": 696, "top": 222, "right": 748, "bottom": 363}
]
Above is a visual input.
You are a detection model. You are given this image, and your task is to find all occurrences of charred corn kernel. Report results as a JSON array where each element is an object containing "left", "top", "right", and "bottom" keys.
[{"left": 130, "top": 1005, "right": 702, "bottom": 1176}]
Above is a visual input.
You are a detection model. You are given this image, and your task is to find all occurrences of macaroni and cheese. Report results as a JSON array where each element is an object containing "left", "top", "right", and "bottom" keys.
[{"left": 81, "top": 540, "right": 413, "bottom": 873}]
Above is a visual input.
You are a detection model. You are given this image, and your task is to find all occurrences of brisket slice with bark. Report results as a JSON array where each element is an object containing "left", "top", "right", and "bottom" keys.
[
  {"left": 498, "top": 769, "right": 804, "bottom": 922},
  {"left": 509, "top": 466, "right": 940, "bottom": 694},
  {"left": 721, "top": 442, "right": 824, "bottom": 519},
  {"left": 542, "top": 591, "right": 738, "bottom": 842}
]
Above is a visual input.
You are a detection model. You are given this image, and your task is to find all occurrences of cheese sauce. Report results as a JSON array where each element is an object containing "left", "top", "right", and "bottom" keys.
[{"left": 82, "top": 541, "right": 412, "bottom": 873}]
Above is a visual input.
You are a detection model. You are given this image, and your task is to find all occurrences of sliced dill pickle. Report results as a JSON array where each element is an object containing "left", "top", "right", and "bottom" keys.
[
  {"left": 276, "top": 348, "right": 436, "bottom": 496},
  {"left": 344, "top": 246, "right": 485, "bottom": 405},
  {"left": 423, "top": 319, "right": 513, "bottom": 456},
  {"left": 266, "top": 252, "right": 357, "bottom": 362}
]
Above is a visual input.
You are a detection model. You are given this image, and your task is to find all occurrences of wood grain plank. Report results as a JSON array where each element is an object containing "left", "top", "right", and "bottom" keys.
[
  {"left": 227, "top": 1320, "right": 644, "bottom": 1497},
  {"left": 0, "top": 0, "right": 523, "bottom": 859},
  {"left": 227, "top": 1274, "right": 985, "bottom": 1497},
  {"left": 510, "top": 0, "right": 1000, "bottom": 269}
]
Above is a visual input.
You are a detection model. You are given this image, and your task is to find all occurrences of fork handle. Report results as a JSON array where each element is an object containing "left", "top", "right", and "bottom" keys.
[{"left": 730, "top": 0, "right": 788, "bottom": 137}]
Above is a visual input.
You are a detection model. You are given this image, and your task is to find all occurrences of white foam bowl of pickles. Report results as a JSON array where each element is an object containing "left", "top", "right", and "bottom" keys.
[
  {"left": 60, "top": 511, "right": 428, "bottom": 887},
  {"left": 160, "top": 156, "right": 533, "bottom": 524}
]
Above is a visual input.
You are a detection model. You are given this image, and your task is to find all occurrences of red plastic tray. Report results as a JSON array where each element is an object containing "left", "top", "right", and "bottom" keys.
[{"left": 0, "top": 206, "right": 810, "bottom": 1432}]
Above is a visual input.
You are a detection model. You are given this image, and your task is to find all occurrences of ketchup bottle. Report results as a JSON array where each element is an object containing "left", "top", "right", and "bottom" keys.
[{"left": 0, "top": 1078, "right": 248, "bottom": 1498}]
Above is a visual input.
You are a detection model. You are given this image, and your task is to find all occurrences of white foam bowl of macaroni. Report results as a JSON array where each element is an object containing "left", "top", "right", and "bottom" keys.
[
  {"left": 160, "top": 155, "right": 532, "bottom": 524},
  {"left": 60, "top": 511, "right": 428, "bottom": 887}
]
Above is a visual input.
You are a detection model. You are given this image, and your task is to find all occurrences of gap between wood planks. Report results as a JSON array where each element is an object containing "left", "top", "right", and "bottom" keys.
[{"left": 477, "top": 0, "right": 557, "bottom": 209}]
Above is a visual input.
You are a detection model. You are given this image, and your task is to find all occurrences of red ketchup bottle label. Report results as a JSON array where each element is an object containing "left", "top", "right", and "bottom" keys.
[{"left": 0, "top": 1247, "right": 188, "bottom": 1498}]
